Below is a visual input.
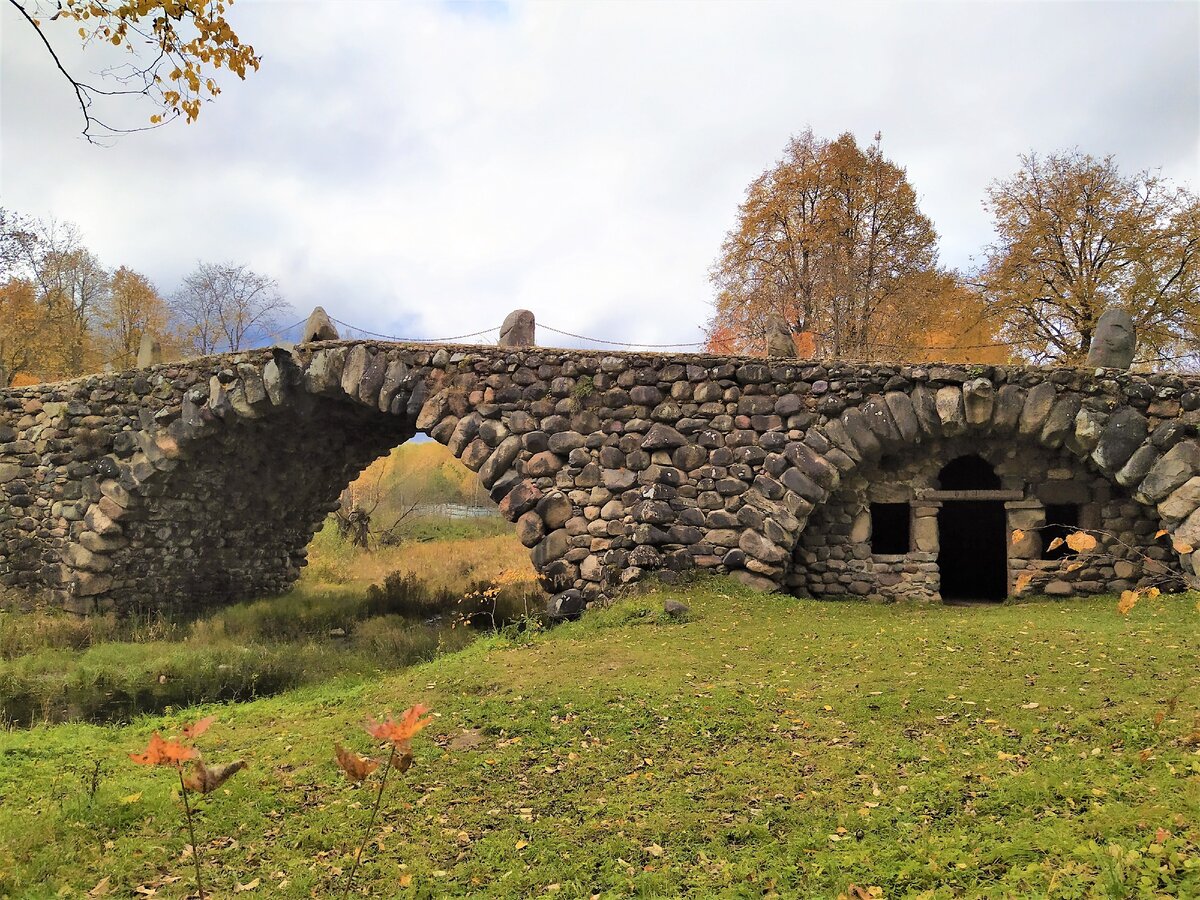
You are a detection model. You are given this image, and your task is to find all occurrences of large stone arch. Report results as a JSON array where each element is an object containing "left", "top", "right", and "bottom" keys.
[
  {"left": 6, "top": 346, "right": 1200, "bottom": 613},
  {"left": 786, "top": 379, "right": 1197, "bottom": 600},
  {"left": 51, "top": 343, "right": 589, "bottom": 612}
]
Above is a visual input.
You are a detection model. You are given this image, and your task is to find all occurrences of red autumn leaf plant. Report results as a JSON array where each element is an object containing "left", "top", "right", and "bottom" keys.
[
  {"left": 336, "top": 703, "right": 434, "bottom": 898},
  {"left": 129, "top": 715, "right": 244, "bottom": 900}
]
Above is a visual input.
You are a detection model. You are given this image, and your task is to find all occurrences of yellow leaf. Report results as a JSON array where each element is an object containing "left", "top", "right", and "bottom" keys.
[
  {"left": 1172, "top": 540, "right": 1193, "bottom": 554},
  {"left": 1146, "top": 587, "right": 1161, "bottom": 598},
  {"left": 1014, "top": 572, "right": 1033, "bottom": 594},
  {"left": 1065, "top": 531, "right": 1097, "bottom": 552},
  {"left": 119, "top": 792, "right": 142, "bottom": 804},
  {"left": 234, "top": 878, "right": 260, "bottom": 892},
  {"left": 1047, "top": 537, "right": 1065, "bottom": 552},
  {"left": 399, "top": 874, "right": 413, "bottom": 888},
  {"left": 1010, "top": 528, "right": 1025, "bottom": 545},
  {"left": 515, "top": 839, "right": 528, "bottom": 850},
  {"left": 78, "top": 27, "right": 86, "bottom": 37},
  {"left": 1117, "top": 590, "right": 1140, "bottom": 615}
]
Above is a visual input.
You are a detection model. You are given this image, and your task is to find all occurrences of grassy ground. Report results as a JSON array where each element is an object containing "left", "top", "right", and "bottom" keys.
[
  {"left": 0, "top": 529, "right": 537, "bottom": 727},
  {"left": 304, "top": 519, "right": 534, "bottom": 590},
  {"left": 0, "top": 580, "right": 1196, "bottom": 898}
]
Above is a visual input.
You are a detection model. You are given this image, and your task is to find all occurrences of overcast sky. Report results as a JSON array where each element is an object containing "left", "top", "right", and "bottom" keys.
[{"left": 2, "top": 0, "right": 1197, "bottom": 349}]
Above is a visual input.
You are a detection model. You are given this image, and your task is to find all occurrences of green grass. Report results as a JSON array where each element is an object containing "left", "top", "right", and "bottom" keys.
[
  {"left": 0, "top": 580, "right": 1197, "bottom": 898},
  {"left": 0, "top": 580, "right": 487, "bottom": 726}
]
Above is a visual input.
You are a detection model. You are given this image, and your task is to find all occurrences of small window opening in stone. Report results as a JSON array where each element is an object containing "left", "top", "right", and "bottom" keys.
[
  {"left": 870, "top": 503, "right": 911, "bottom": 554},
  {"left": 1043, "top": 504, "right": 1080, "bottom": 560},
  {"left": 937, "top": 454, "right": 1001, "bottom": 490}
]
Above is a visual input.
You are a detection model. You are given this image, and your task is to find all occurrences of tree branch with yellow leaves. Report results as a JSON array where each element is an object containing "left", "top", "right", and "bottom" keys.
[{"left": 7, "top": 0, "right": 259, "bottom": 143}]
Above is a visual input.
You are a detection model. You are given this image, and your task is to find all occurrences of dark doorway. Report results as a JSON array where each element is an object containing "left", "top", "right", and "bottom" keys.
[{"left": 938, "top": 501, "right": 1008, "bottom": 602}]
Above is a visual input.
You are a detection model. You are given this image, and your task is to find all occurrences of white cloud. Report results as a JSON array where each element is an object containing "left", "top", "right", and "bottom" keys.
[{"left": 1, "top": 0, "right": 1197, "bottom": 348}]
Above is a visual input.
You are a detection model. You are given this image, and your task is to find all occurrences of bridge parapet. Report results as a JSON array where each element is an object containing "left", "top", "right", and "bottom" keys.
[{"left": 2, "top": 340, "right": 1200, "bottom": 613}]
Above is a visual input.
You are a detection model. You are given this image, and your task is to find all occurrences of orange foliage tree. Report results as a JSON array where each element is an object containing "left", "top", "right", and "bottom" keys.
[
  {"left": 9, "top": 0, "right": 260, "bottom": 141},
  {"left": 980, "top": 150, "right": 1200, "bottom": 366},
  {"left": 707, "top": 129, "right": 1002, "bottom": 363},
  {"left": 0, "top": 278, "right": 44, "bottom": 386},
  {"left": 98, "top": 265, "right": 175, "bottom": 367}
]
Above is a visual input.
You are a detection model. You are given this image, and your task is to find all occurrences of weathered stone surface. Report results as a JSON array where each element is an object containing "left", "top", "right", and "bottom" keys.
[
  {"left": 545, "top": 589, "right": 585, "bottom": 620},
  {"left": 764, "top": 313, "right": 795, "bottom": 357},
  {"left": 304, "top": 348, "right": 345, "bottom": 395},
  {"left": 1092, "top": 407, "right": 1148, "bottom": 473},
  {"left": 1159, "top": 476, "right": 1200, "bottom": 522},
  {"left": 1019, "top": 382, "right": 1057, "bottom": 437},
  {"left": 341, "top": 345, "right": 370, "bottom": 399},
  {"left": 884, "top": 392, "right": 921, "bottom": 444},
  {"left": 1040, "top": 395, "right": 1082, "bottom": 449},
  {"left": 992, "top": 385, "right": 1024, "bottom": 433},
  {"left": 531, "top": 528, "right": 570, "bottom": 568},
  {"left": 841, "top": 409, "right": 881, "bottom": 459},
  {"left": 1085, "top": 307, "right": 1136, "bottom": 369},
  {"left": 935, "top": 386, "right": 965, "bottom": 436},
  {"left": 962, "top": 378, "right": 994, "bottom": 427},
  {"left": 478, "top": 435, "right": 522, "bottom": 489},
  {"left": 525, "top": 451, "right": 563, "bottom": 477},
  {"left": 861, "top": 397, "right": 902, "bottom": 448},
  {"left": 1139, "top": 441, "right": 1200, "bottom": 504},
  {"left": 300, "top": 306, "right": 339, "bottom": 343},
  {"left": 641, "top": 423, "right": 687, "bottom": 450},
  {"left": 498, "top": 309, "right": 536, "bottom": 347},
  {"left": 910, "top": 385, "right": 941, "bottom": 439},
  {"left": 516, "top": 510, "right": 544, "bottom": 547},
  {"left": 498, "top": 479, "right": 543, "bottom": 519},
  {"left": 136, "top": 333, "right": 162, "bottom": 368},
  {"left": 738, "top": 529, "right": 786, "bottom": 564},
  {"left": 536, "top": 493, "right": 573, "bottom": 530}
]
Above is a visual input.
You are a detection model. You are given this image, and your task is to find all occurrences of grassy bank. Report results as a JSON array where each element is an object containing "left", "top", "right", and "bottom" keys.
[
  {"left": 1, "top": 526, "right": 537, "bottom": 726},
  {"left": 1, "top": 581, "right": 1196, "bottom": 898}
]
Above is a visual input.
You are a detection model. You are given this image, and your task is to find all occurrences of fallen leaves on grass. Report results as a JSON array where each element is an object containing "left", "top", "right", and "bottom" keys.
[{"left": 334, "top": 743, "right": 379, "bottom": 782}]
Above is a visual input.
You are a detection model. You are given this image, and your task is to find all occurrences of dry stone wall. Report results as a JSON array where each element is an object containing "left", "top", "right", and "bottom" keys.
[
  {"left": 795, "top": 438, "right": 1176, "bottom": 601},
  {"left": 2, "top": 342, "right": 1200, "bottom": 614}
]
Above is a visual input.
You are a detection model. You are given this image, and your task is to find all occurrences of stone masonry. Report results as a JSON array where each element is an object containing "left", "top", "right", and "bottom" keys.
[{"left": 2, "top": 343, "right": 1200, "bottom": 613}]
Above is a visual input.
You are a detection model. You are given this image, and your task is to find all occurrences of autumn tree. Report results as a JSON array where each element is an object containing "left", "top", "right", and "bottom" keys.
[
  {"left": 98, "top": 266, "right": 174, "bottom": 366},
  {"left": 0, "top": 278, "right": 44, "bottom": 386},
  {"left": 980, "top": 150, "right": 1200, "bottom": 365},
  {"left": 12, "top": 217, "right": 110, "bottom": 377},
  {"left": 708, "top": 129, "right": 995, "bottom": 362},
  {"left": 171, "top": 262, "right": 293, "bottom": 354},
  {"left": 8, "top": 0, "right": 260, "bottom": 142}
]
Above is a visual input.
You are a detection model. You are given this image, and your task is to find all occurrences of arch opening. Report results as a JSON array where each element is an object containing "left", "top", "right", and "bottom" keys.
[
  {"left": 790, "top": 437, "right": 1183, "bottom": 603},
  {"left": 937, "top": 454, "right": 1001, "bottom": 491}
]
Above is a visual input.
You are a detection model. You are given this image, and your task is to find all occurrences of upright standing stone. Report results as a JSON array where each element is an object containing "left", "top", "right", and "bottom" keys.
[
  {"left": 499, "top": 309, "right": 536, "bottom": 347},
  {"left": 136, "top": 334, "right": 162, "bottom": 368},
  {"left": 764, "top": 313, "right": 795, "bottom": 358},
  {"left": 1086, "top": 307, "right": 1136, "bottom": 369},
  {"left": 301, "top": 307, "right": 339, "bottom": 343}
]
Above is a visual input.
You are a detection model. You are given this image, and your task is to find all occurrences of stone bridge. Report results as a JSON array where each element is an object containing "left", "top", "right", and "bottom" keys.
[{"left": 3, "top": 340, "right": 1200, "bottom": 614}]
